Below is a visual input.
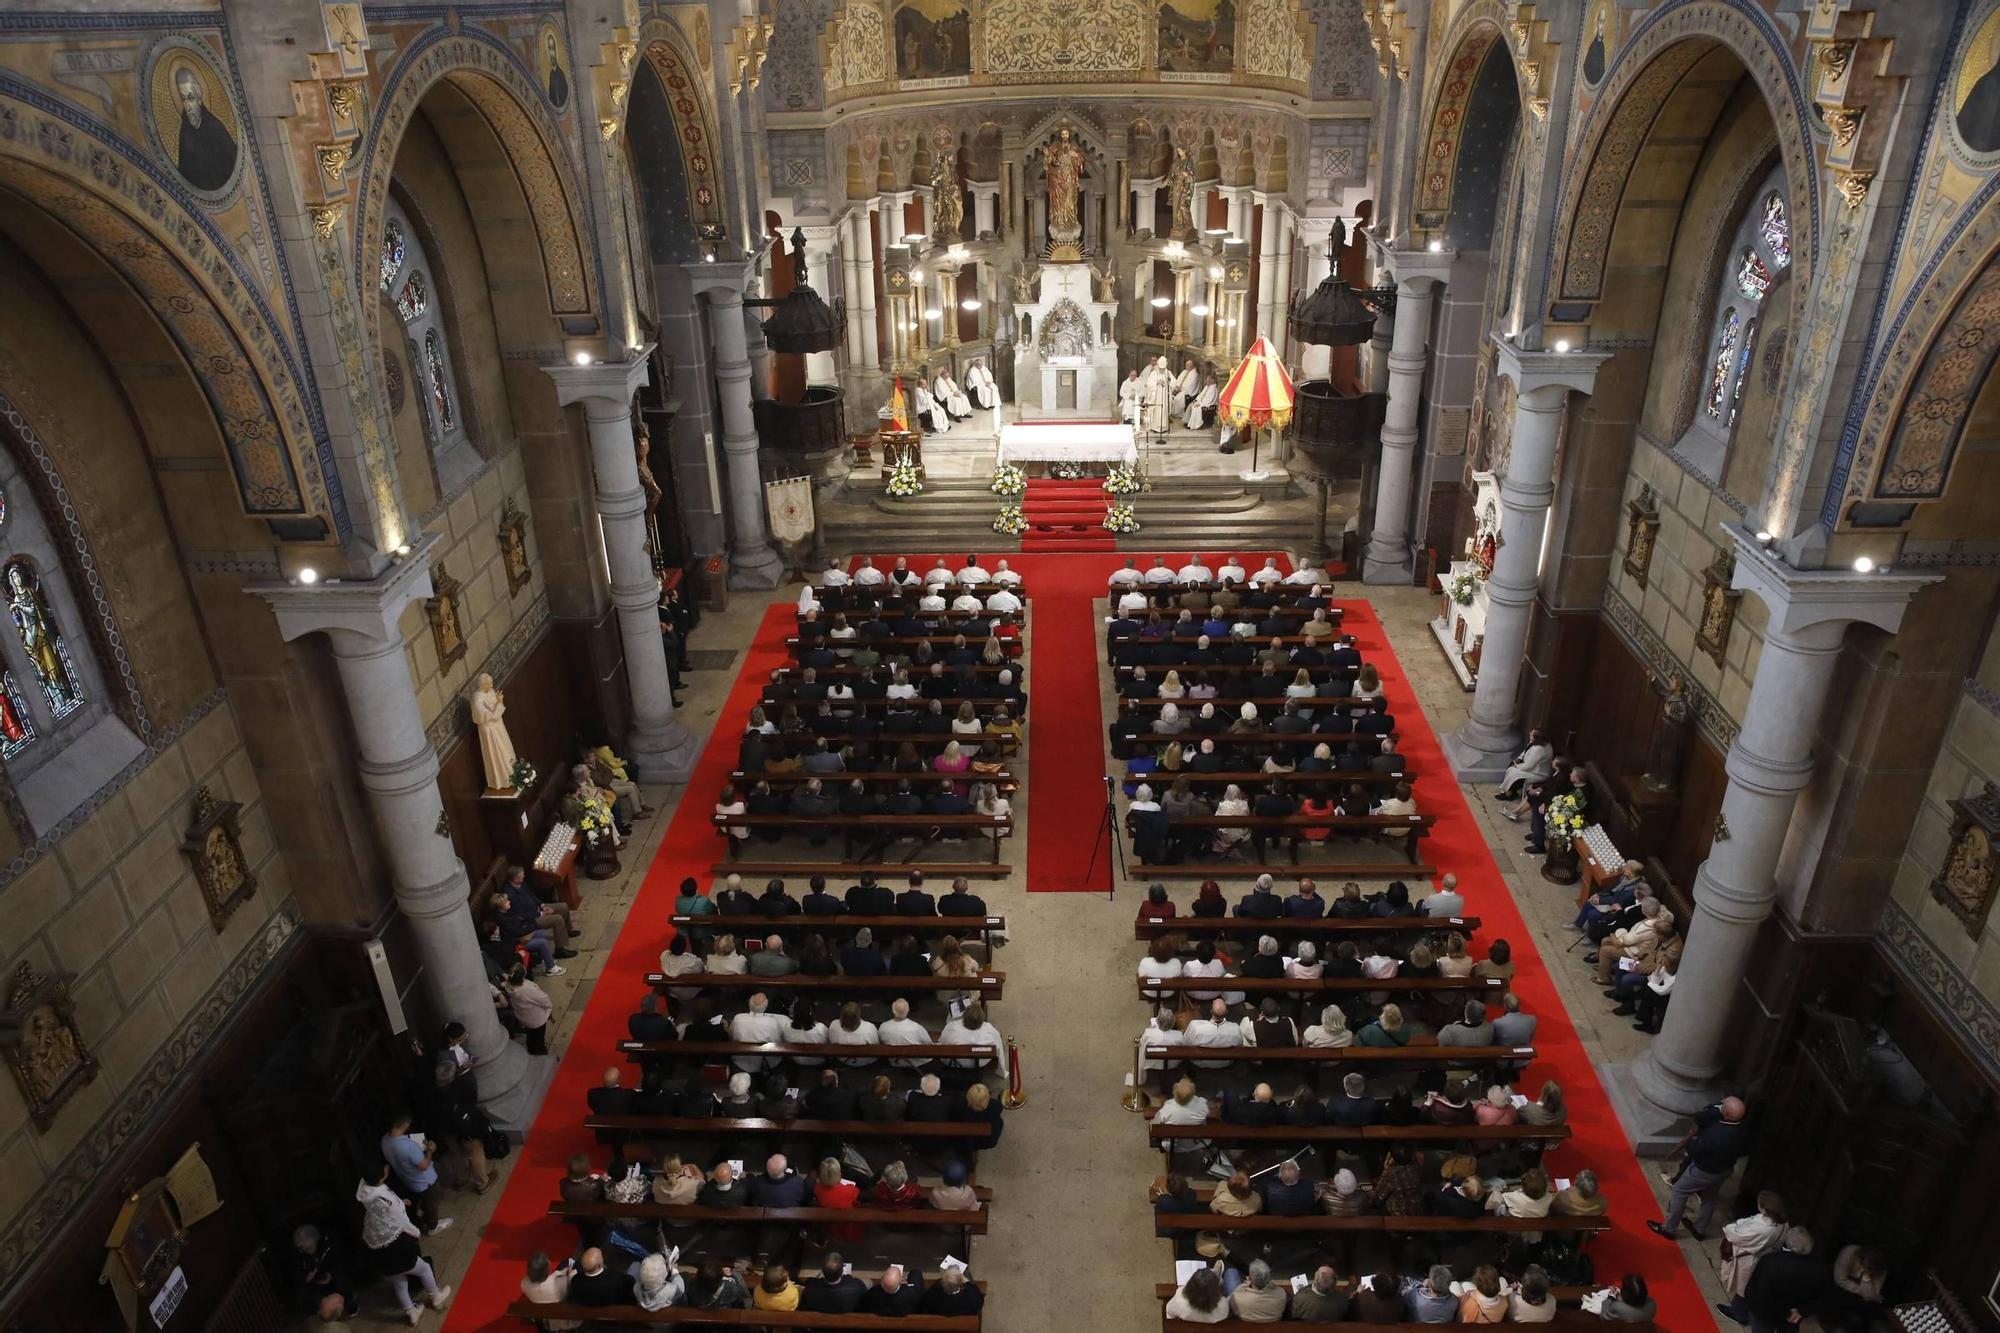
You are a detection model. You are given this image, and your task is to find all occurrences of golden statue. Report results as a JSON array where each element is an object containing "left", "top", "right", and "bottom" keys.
[
  {"left": 1168, "top": 145, "right": 1195, "bottom": 240},
  {"left": 931, "top": 145, "right": 964, "bottom": 243},
  {"left": 1044, "top": 127, "right": 1085, "bottom": 256}
]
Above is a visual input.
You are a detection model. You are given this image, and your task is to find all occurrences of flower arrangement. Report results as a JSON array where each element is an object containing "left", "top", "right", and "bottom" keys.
[
  {"left": 989, "top": 464, "right": 1026, "bottom": 496},
  {"left": 1450, "top": 572, "right": 1477, "bottom": 607},
  {"left": 992, "top": 504, "right": 1028, "bottom": 536},
  {"left": 1544, "top": 792, "right": 1588, "bottom": 850},
  {"left": 1103, "top": 463, "right": 1141, "bottom": 495},
  {"left": 574, "top": 791, "right": 617, "bottom": 849},
  {"left": 1051, "top": 461, "right": 1086, "bottom": 480},
  {"left": 1104, "top": 502, "right": 1141, "bottom": 534},
  {"left": 507, "top": 757, "right": 539, "bottom": 793},
  {"left": 886, "top": 462, "right": 924, "bottom": 498}
]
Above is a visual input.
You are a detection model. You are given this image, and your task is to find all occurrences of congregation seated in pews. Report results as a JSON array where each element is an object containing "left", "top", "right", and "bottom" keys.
[{"left": 1125, "top": 774, "right": 1430, "bottom": 867}]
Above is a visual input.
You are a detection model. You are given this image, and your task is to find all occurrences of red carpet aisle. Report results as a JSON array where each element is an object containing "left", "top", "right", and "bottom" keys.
[
  {"left": 1335, "top": 598, "right": 1706, "bottom": 1332},
  {"left": 439, "top": 605, "right": 791, "bottom": 1332},
  {"left": 1019, "top": 477, "right": 1117, "bottom": 552}
]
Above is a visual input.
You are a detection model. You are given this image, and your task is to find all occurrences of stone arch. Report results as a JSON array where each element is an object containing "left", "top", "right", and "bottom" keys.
[
  {"left": 1546, "top": 2, "right": 1818, "bottom": 323},
  {"left": 630, "top": 24, "right": 729, "bottom": 234},
  {"left": 1409, "top": 2, "right": 1524, "bottom": 237},
  {"left": 352, "top": 28, "right": 598, "bottom": 329},
  {"left": 0, "top": 85, "right": 338, "bottom": 537}
]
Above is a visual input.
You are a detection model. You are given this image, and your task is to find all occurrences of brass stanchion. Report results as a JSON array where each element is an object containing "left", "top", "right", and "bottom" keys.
[
  {"left": 1002, "top": 1037, "right": 1027, "bottom": 1108},
  {"left": 1121, "top": 1035, "right": 1149, "bottom": 1112}
]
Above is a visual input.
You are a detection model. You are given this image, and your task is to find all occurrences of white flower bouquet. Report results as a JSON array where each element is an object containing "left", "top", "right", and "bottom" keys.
[
  {"left": 990, "top": 464, "right": 1027, "bottom": 496},
  {"left": 1103, "top": 502, "right": 1141, "bottom": 534},
  {"left": 1103, "top": 463, "right": 1141, "bottom": 495},
  {"left": 991, "top": 504, "right": 1028, "bottom": 535},
  {"left": 886, "top": 462, "right": 924, "bottom": 498},
  {"left": 1051, "top": 461, "right": 1086, "bottom": 480}
]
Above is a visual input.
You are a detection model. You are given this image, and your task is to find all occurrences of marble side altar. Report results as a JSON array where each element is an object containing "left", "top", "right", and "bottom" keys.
[
  {"left": 1011, "top": 261, "right": 1119, "bottom": 416},
  {"left": 1428, "top": 470, "right": 1499, "bottom": 690}
]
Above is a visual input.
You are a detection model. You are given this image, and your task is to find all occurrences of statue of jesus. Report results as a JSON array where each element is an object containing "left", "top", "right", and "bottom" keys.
[{"left": 1044, "top": 127, "right": 1085, "bottom": 247}]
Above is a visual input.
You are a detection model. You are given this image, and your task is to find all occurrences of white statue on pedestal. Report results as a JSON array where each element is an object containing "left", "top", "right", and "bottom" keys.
[{"left": 470, "top": 672, "right": 521, "bottom": 791}]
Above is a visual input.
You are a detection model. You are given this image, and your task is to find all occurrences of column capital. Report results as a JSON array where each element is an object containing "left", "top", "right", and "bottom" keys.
[
  {"left": 686, "top": 260, "right": 755, "bottom": 299},
  {"left": 1726, "top": 526, "right": 1941, "bottom": 640},
  {"left": 1491, "top": 335, "right": 1610, "bottom": 402},
  {"left": 1294, "top": 216, "right": 1339, "bottom": 245},
  {"left": 1385, "top": 249, "right": 1455, "bottom": 292},
  {"left": 544, "top": 345, "right": 654, "bottom": 409},
  {"left": 250, "top": 533, "right": 438, "bottom": 647}
]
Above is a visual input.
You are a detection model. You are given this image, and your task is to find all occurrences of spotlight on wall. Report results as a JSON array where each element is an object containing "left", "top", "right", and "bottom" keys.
[
  {"left": 924, "top": 307, "right": 942, "bottom": 320},
  {"left": 1191, "top": 304, "right": 1211, "bottom": 316},
  {"left": 394, "top": 543, "right": 412, "bottom": 557},
  {"left": 1151, "top": 296, "right": 1172, "bottom": 308},
  {"left": 912, "top": 269, "right": 925, "bottom": 283},
  {"left": 297, "top": 567, "right": 320, "bottom": 585},
  {"left": 1427, "top": 238, "right": 1444, "bottom": 253},
  {"left": 1209, "top": 266, "right": 1225, "bottom": 281},
  {"left": 960, "top": 298, "right": 982, "bottom": 311},
  {"left": 573, "top": 351, "right": 593, "bottom": 366},
  {"left": 1553, "top": 340, "right": 1571, "bottom": 354},
  {"left": 900, "top": 232, "right": 921, "bottom": 244},
  {"left": 1754, "top": 529, "right": 1773, "bottom": 544},
  {"left": 1853, "top": 556, "right": 1876, "bottom": 573}
]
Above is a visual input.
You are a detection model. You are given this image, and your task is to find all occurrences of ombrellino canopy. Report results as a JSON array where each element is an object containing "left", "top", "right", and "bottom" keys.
[{"left": 1218, "top": 335, "right": 1296, "bottom": 431}]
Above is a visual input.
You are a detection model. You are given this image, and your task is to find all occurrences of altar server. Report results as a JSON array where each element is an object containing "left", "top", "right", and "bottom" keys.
[
  {"left": 1185, "top": 372, "right": 1219, "bottom": 430},
  {"left": 966, "top": 359, "right": 999, "bottom": 410}
]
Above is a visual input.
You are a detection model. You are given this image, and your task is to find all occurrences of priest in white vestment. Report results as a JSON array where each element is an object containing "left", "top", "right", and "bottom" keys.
[
  {"left": 1142, "top": 356, "right": 1175, "bottom": 439},
  {"left": 965, "top": 359, "right": 999, "bottom": 410},
  {"left": 935, "top": 371, "right": 972, "bottom": 420},
  {"left": 1118, "top": 369, "right": 1144, "bottom": 426},
  {"left": 1185, "top": 373, "right": 1219, "bottom": 430},
  {"left": 914, "top": 380, "right": 949, "bottom": 433},
  {"left": 1173, "top": 359, "right": 1202, "bottom": 413}
]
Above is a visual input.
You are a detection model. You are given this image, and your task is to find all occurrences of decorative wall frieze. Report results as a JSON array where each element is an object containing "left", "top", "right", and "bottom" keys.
[
  {"left": 1602, "top": 591, "right": 1742, "bottom": 751},
  {"left": 1966, "top": 676, "right": 2000, "bottom": 718},
  {"left": 0, "top": 900, "right": 302, "bottom": 1305}
]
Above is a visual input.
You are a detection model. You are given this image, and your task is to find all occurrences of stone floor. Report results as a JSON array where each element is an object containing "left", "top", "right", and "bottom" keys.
[{"left": 333, "top": 566, "right": 1729, "bottom": 1331}]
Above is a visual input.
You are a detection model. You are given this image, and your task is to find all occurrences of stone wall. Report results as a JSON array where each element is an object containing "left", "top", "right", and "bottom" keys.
[{"left": 0, "top": 702, "right": 291, "bottom": 1245}]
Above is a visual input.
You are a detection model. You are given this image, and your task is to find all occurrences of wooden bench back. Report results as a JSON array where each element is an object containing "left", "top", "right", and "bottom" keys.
[{"left": 509, "top": 1300, "right": 979, "bottom": 1329}]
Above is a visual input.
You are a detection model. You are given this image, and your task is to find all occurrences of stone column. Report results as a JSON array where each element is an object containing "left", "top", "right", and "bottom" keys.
[
  {"left": 255, "top": 544, "right": 550, "bottom": 1130},
  {"left": 1270, "top": 211, "right": 1295, "bottom": 363},
  {"left": 971, "top": 184, "right": 999, "bottom": 240},
  {"left": 1293, "top": 218, "right": 1337, "bottom": 381},
  {"left": 544, "top": 350, "right": 700, "bottom": 782},
  {"left": 690, "top": 269, "right": 785, "bottom": 588},
  {"left": 1606, "top": 539, "right": 1936, "bottom": 1141},
  {"left": 1134, "top": 180, "right": 1161, "bottom": 235},
  {"left": 1363, "top": 249, "right": 1455, "bottom": 584},
  {"left": 799, "top": 224, "right": 840, "bottom": 385},
  {"left": 744, "top": 303, "right": 773, "bottom": 404},
  {"left": 1443, "top": 341, "right": 1609, "bottom": 778},
  {"left": 1255, "top": 203, "right": 1282, "bottom": 346},
  {"left": 1367, "top": 323, "right": 1392, "bottom": 394}
]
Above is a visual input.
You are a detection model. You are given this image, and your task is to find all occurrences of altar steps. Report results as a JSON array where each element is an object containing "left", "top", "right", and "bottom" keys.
[{"left": 1020, "top": 478, "right": 1117, "bottom": 552}]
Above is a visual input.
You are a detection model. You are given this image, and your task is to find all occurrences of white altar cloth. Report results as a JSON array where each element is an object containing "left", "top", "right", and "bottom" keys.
[{"left": 996, "top": 419, "right": 1138, "bottom": 467}]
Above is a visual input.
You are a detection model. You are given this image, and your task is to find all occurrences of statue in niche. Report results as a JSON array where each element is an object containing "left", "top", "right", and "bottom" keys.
[
  {"left": 1091, "top": 260, "right": 1120, "bottom": 304},
  {"left": 1931, "top": 783, "right": 2000, "bottom": 935},
  {"left": 1, "top": 961, "right": 98, "bottom": 1131},
  {"left": 426, "top": 561, "right": 467, "bottom": 672},
  {"left": 1011, "top": 265, "right": 1040, "bottom": 305},
  {"left": 181, "top": 785, "right": 256, "bottom": 930},
  {"left": 1167, "top": 145, "right": 1196, "bottom": 240},
  {"left": 930, "top": 145, "right": 964, "bottom": 242},
  {"left": 1044, "top": 127, "right": 1086, "bottom": 249},
  {"left": 1639, "top": 673, "right": 1692, "bottom": 794},
  {"left": 499, "top": 497, "right": 532, "bottom": 596},
  {"left": 470, "top": 672, "right": 522, "bottom": 792}
]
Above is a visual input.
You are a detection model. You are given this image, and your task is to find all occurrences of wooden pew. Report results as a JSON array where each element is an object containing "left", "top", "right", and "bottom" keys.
[
  {"left": 790, "top": 636, "right": 1022, "bottom": 657},
  {"left": 509, "top": 1301, "right": 981, "bottom": 1330},
  {"left": 773, "top": 665, "right": 1020, "bottom": 678},
  {"left": 1114, "top": 663, "right": 1360, "bottom": 680},
  {"left": 709, "top": 859, "right": 1015, "bottom": 881},
  {"left": 1121, "top": 771, "right": 1414, "bottom": 791},
  {"left": 1152, "top": 1211, "right": 1610, "bottom": 1239},
  {"left": 677, "top": 912, "right": 1008, "bottom": 955},
  {"left": 1141, "top": 1043, "right": 1534, "bottom": 1069},
  {"left": 586, "top": 1113, "right": 991, "bottom": 1142},
  {"left": 1110, "top": 731, "right": 1400, "bottom": 761},
  {"left": 620, "top": 1040, "right": 1000, "bottom": 1068},
  {"left": 549, "top": 1199, "right": 987, "bottom": 1255},
  {"left": 1148, "top": 1120, "right": 1570, "bottom": 1152},
  {"left": 713, "top": 814, "right": 1014, "bottom": 864},
  {"left": 741, "top": 732, "right": 1019, "bottom": 757},
  {"left": 1163, "top": 1311, "right": 1632, "bottom": 1333},
  {"left": 1138, "top": 975, "right": 1502, "bottom": 1002},
  {"left": 1133, "top": 914, "right": 1476, "bottom": 941},
  {"left": 757, "top": 695, "right": 1027, "bottom": 718},
  {"left": 1130, "top": 813, "right": 1434, "bottom": 866},
  {"left": 1139, "top": 862, "right": 1435, "bottom": 882},
  {"left": 647, "top": 971, "right": 1004, "bottom": 1003}
]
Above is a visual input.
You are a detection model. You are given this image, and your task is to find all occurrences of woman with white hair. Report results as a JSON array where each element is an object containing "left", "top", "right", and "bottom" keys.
[
  {"left": 1304, "top": 1004, "right": 1352, "bottom": 1047},
  {"left": 634, "top": 1251, "right": 685, "bottom": 1310},
  {"left": 1153, "top": 701, "right": 1189, "bottom": 735},
  {"left": 1285, "top": 941, "right": 1325, "bottom": 980},
  {"left": 1212, "top": 783, "right": 1250, "bottom": 855},
  {"left": 1129, "top": 783, "right": 1162, "bottom": 813}
]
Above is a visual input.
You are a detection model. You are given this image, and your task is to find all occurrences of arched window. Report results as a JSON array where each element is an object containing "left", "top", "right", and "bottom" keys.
[
  {"left": 380, "top": 197, "right": 475, "bottom": 490},
  {"left": 0, "top": 445, "right": 144, "bottom": 831},
  {"left": 1682, "top": 167, "right": 1789, "bottom": 477}
]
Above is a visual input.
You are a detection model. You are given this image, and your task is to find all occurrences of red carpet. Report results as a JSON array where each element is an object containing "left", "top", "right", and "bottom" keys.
[
  {"left": 1020, "top": 478, "right": 1116, "bottom": 552},
  {"left": 1334, "top": 598, "right": 1706, "bottom": 1332},
  {"left": 439, "top": 605, "right": 792, "bottom": 1331}
]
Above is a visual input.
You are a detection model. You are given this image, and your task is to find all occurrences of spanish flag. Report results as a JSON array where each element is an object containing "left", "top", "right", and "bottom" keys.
[{"left": 890, "top": 377, "right": 910, "bottom": 432}]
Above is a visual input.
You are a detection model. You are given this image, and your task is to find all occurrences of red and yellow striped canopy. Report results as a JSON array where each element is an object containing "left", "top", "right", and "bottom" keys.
[{"left": 1218, "top": 335, "right": 1296, "bottom": 431}]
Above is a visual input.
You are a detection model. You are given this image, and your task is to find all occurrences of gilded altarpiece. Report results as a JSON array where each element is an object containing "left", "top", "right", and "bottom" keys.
[{"left": 1931, "top": 782, "right": 2000, "bottom": 938}]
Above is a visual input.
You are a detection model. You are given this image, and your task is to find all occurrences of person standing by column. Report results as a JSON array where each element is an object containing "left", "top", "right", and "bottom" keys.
[
  {"left": 380, "top": 1110, "right": 453, "bottom": 1237},
  {"left": 1647, "top": 1096, "right": 1750, "bottom": 1241}
]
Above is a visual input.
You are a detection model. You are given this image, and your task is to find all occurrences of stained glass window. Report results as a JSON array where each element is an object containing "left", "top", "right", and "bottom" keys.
[
  {"left": 425, "top": 330, "right": 454, "bottom": 430},
  {"left": 1760, "top": 192, "right": 1790, "bottom": 269},
  {"left": 1705, "top": 308, "right": 1740, "bottom": 420},
  {"left": 395, "top": 271, "right": 429, "bottom": 323},
  {"left": 1736, "top": 249, "right": 1772, "bottom": 302},
  {"left": 4, "top": 559, "right": 83, "bottom": 722},
  {"left": 1729, "top": 317, "right": 1758, "bottom": 426},
  {"left": 0, "top": 481, "right": 9, "bottom": 528},
  {"left": 0, "top": 670, "right": 33, "bottom": 759},
  {"left": 379, "top": 218, "right": 406, "bottom": 292}
]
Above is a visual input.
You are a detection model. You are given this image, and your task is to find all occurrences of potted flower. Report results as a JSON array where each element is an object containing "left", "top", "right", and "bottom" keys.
[
  {"left": 1450, "top": 572, "right": 1477, "bottom": 607},
  {"left": 506, "top": 756, "right": 539, "bottom": 795},
  {"left": 990, "top": 464, "right": 1026, "bottom": 496},
  {"left": 886, "top": 460, "right": 924, "bottom": 498},
  {"left": 1104, "top": 502, "right": 1141, "bottom": 534},
  {"left": 1539, "top": 791, "right": 1588, "bottom": 885},
  {"left": 1103, "top": 463, "right": 1141, "bottom": 495},
  {"left": 1051, "top": 461, "right": 1085, "bottom": 480},
  {"left": 992, "top": 504, "right": 1028, "bottom": 536}
]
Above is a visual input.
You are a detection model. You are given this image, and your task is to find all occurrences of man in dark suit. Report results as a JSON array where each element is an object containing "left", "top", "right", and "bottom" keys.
[
  {"left": 804, "top": 1069, "right": 862, "bottom": 1120},
  {"left": 1369, "top": 737, "right": 1407, "bottom": 775},
  {"left": 1261, "top": 1161, "right": 1319, "bottom": 1216},
  {"left": 920, "top": 1269, "right": 985, "bottom": 1316},
  {"left": 1432, "top": 1176, "right": 1487, "bottom": 1219},
  {"left": 1253, "top": 781, "right": 1297, "bottom": 818},
  {"left": 846, "top": 875, "right": 896, "bottom": 914},
  {"left": 587, "top": 1068, "right": 637, "bottom": 1117},
  {"left": 904, "top": 1073, "right": 953, "bottom": 1122},
  {"left": 802, "top": 875, "right": 845, "bottom": 915},
  {"left": 897, "top": 872, "right": 937, "bottom": 915},
  {"left": 800, "top": 1254, "right": 868, "bottom": 1313},
  {"left": 839, "top": 927, "right": 888, "bottom": 976},
  {"left": 887, "top": 780, "right": 923, "bottom": 815},
  {"left": 1219, "top": 636, "right": 1257, "bottom": 667},
  {"left": 758, "top": 879, "right": 801, "bottom": 917},
  {"left": 925, "top": 786, "right": 969, "bottom": 817},
  {"left": 716, "top": 875, "right": 760, "bottom": 915},
  {"left": 1223, "top": 1084, "right": 1286, "bottom": 1125},
  {"left": 839, "top": 778, "right": 887, "bottom": 818},
  {"left": 938, "top": 877, "right": 987, "bottom": 917},
  {"left": 1353, "top": 700, "right": 1395, "bottom": 736},
  {"left": 1236, "top": 875, "right": 1284, "bottom": 918},
  {"left": 627, "top": 993, "right": 676, "bottom": 1043},
  {"left": 1327, "top": 636, "right": 1362, "bottom": 672},
  {"left": 1271, "top": 703, "right": 1312, "bottom": 735},
  {"left": 1327, "top": 1073, "right": 1378, "bottom": 1125},
  {"left": 565, "top": 1249, "right": 627, "bottom": 1307},
  {"left": 864, "top": 1268, "right": 925, "bottom": 1317}
]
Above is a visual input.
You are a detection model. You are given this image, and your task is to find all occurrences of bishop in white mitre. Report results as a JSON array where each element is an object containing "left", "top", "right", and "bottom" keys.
[
  {"left": 1142, "top": 356, "right": 1175, "bottom": 438},
  {"left": 965, "top": 359, "right": 999, "bottom": 410}
]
